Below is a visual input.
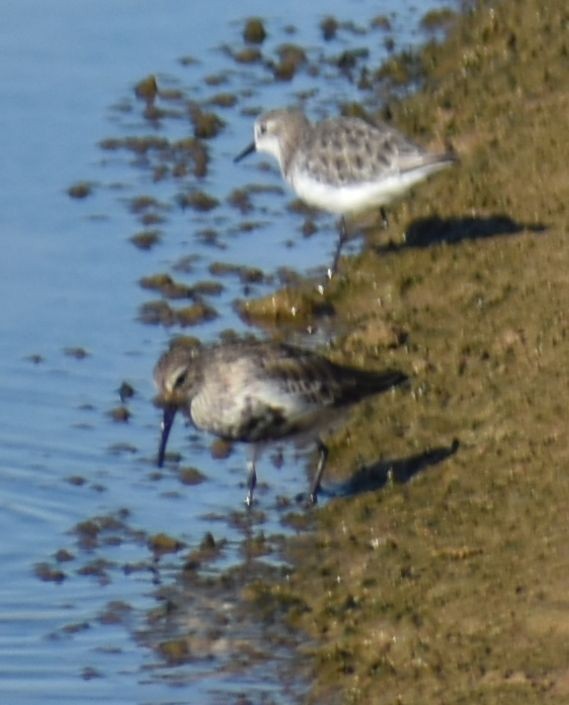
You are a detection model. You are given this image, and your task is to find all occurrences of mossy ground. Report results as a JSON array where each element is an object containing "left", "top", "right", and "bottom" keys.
[{"left": 243, "top": 1, "right": 569, "bottom": 702}]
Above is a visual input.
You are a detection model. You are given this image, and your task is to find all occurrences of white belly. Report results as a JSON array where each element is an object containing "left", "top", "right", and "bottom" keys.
[{"left": 291, "top": 165, "right": 445, "bottom": 215}]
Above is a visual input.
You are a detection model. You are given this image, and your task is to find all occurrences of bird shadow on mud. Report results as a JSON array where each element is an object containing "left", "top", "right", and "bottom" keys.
[
  {"left": 322, "top": 438, "right": 460, "bottom": 499},
  {"left": 374, "top": 214, "right": 547, "bottom": 253}
]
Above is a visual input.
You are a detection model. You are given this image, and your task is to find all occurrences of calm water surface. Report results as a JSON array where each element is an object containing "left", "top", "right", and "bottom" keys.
[{"left": 0, "top": 1, "right": 454, "bottom": 702}]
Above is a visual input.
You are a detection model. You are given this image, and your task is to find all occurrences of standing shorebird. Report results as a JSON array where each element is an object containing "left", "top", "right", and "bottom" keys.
[
  {"left": 235, "top": 107, "right": 457, "bottom": 274},
  {"left": 154, "top": 338, "right": 407, "bottom": 506}
]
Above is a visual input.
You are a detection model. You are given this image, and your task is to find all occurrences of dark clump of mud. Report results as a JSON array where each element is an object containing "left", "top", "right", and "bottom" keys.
[
  {"left": 139, "top": 299, "right": 218, "bottom": 327},
  {"left": 67, "top": 181, "right": 94, "bottom": 199},
  {"left": 239, "top": 1, "right": 569, "bottom": 703},
  {"left": 243, "top": 17, "right": 267, "bottom": 45},
  {"left": 178, "top": 190, "right": 219, "bottom": 212}
]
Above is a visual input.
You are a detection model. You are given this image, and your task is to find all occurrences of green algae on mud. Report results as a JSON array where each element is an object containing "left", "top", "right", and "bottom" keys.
[{"left": 241, "top": 1, "right": 569, "bottom": 703}]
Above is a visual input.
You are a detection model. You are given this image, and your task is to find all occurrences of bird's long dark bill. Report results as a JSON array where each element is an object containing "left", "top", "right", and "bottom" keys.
[
  {"left": 157, "top": 404, "right": 177, "bottom": 467},
  {"left": 234, "top": 142, "right": 256, "bottom": 163}
]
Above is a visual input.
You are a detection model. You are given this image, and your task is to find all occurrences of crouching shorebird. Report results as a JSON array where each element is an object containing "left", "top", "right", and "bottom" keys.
[
  {"left": 235, "top": 107, "right": 457, "bottom": 275},
  {"left": 154, "top": 338, "right": 407, "bottom": 506}
]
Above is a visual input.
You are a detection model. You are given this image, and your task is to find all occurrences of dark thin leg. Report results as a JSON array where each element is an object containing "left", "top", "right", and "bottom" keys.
[
  {"left": 329, "top": 217, "right": 349, "bottom": 278},
  {"left": 309, "top": 440, "right": 329, "bottom": 505},
  {"left": 380, "top": 206, "right": 389, "bottom": 228},
  {"left": 245, "top": 456, "right": 257, "bottom": 507}
]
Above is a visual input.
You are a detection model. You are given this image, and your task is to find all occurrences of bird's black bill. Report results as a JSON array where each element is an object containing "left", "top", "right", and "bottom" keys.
[
  {"left": 233, "top": 142, "right": 256, "bottom": 163},
  {"left": 157, "top": 404, "right": 177, "bottom": 467}
]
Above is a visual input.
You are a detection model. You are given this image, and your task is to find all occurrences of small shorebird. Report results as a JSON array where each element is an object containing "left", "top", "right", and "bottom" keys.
[
  {"left": 235, "top": 107, "right": 457, "bottom": 274},
  {"left": 154, "top": 338, "right": 407, "bottom": 506}
]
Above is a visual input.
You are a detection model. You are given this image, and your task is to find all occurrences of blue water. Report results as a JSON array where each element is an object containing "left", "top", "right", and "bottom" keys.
[{"left": 0, "top": 1, "right": 455, "bottom": 702}]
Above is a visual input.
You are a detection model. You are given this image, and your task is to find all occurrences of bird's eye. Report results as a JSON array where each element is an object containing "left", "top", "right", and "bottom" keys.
[
  {"left": 173, "top": 370, "right": 187, "bottom": 389},
  {"left": 258, "top": 122, "right": 267, "bottom": 136}
]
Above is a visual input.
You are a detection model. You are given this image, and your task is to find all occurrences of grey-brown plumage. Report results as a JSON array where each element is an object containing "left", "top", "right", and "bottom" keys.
[
  {"left": 235, "top": 107, "right": 456, "bottom": 203},
  {"left": 154, "top": 338, "right": 407, "bottom": 506},
  {"left": 235, "top": 107, "right": 457, "bottom": 273}
]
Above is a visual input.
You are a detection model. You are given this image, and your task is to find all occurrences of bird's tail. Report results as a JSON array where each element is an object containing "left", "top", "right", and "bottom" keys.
[
  {"left": 365, "top": 369, "right": 408, "bottom": 395},
  {"left": 339, "top": 367, "right": 408, "bottom": 405},
  {"left": 400, "top": 149, "right": 458, "bottom": 177}
]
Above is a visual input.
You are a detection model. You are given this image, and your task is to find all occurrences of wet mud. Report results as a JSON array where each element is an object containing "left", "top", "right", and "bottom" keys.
[{"left": 241, "top": 1, "right": 569, "bottom": 703}]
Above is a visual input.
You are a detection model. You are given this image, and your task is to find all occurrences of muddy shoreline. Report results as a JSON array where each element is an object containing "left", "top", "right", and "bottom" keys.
[{"left": 242, "top": 1, "right": 569, "bottom": 702}]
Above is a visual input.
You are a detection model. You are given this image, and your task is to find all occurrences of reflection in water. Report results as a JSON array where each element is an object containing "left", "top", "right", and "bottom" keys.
[
  {"left": 136, "top": 518, "right": 308, "bottom": 703},
  {"left": 0, "top": 0, "right": 457, "bottom": 702}
]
